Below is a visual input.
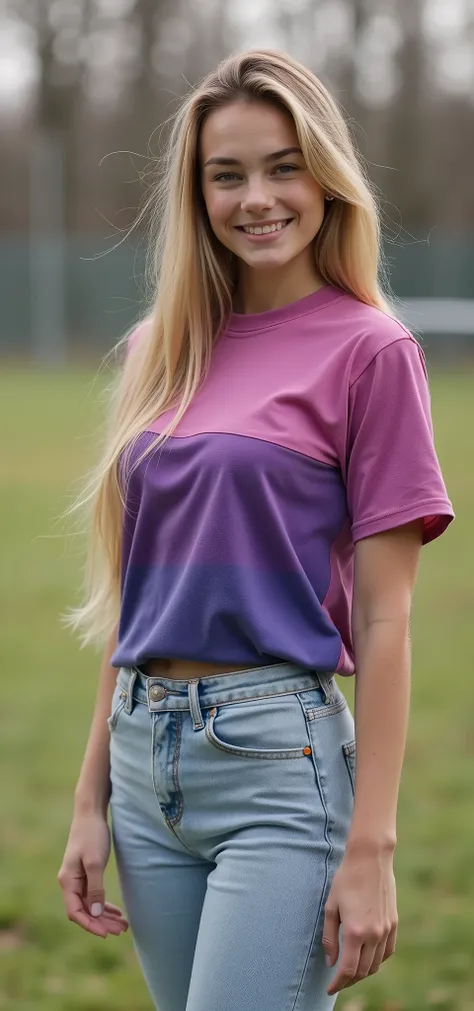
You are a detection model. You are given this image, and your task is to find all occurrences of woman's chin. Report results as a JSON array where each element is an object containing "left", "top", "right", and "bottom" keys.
[{"left": 242, "top": 249, "right": 297, "bottom": 270}]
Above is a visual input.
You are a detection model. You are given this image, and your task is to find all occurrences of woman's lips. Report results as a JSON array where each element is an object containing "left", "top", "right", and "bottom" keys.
[{"left": 234, "top": 218, "right": 294, "bottom": 242}]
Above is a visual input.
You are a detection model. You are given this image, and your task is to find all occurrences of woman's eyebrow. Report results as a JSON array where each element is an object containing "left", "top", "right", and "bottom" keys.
[{"left": 204, "top": 146, "right": 303, "bottom": 168}]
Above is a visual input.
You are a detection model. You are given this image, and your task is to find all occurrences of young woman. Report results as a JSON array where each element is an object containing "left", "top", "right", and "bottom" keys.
[{"left": 58, "top": 49, "right": 454, "bottom": 1009}]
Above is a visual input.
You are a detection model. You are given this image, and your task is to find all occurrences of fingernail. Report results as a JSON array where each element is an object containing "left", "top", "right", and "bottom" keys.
[
  {"left": 325, "top": 955, "right": 332, "bottom": 967},
  {"left": 91, "top": 903, "right": 103, "bottom": 917}
]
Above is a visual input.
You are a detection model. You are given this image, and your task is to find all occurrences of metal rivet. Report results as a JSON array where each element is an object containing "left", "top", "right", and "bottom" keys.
[
  {"left": 149, "top": 685, "right": 166, "bottom": 701},
  {"left": 303, "top": 746, "right": 312, "bottom": 756}
]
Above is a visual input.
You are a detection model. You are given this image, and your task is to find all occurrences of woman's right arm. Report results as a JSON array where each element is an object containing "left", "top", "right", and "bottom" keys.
[
  {"left": 74, "top": 624, "right": 119, "bottom": 816},
  {"left": 57, "top": 625, "right": 129, "bottom": 938}
]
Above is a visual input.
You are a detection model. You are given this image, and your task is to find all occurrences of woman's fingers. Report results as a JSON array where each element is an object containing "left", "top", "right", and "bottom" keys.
[
  {"left": 65, "top": 896, "right": 128, "bottom": 936},
  {"left": 102, "top": 905, "right": 123, "bottom": 922},
  {"left": 58, "top": 817, "right": 123, "bottom": 938},
  {"left": 103, "top": 901, "right": 129, "bottom": 925},
  {"left": 326, "top": 929, "right": 363, "bottom": 995},
  {"left": 101, "top": 913, "right": 128, "bottom": 935},
  {"left": 329, "top": 922, "right": 397, "bottom": 994},
  {"left": 64, "top": 891, "right": 108, "bottom": 937},
  {"left": 365, "top": 936, "right": 388, "bottom": 978},
  {"left": 62, "top": 879, "right": 128, "bottom": 937},
  {"left": 102, "top": 905, "right": 129, "bottom": 931},
  {"left": 381, "top": 920, "right": 398, "bottom": 962},
  {"left": 85, "top": 863, "right": 106, "bottom": 918}
]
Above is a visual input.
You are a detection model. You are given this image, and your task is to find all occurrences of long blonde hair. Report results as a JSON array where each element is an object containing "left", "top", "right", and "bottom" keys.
[{"left": 64, "top": 47, "right": 399, "bottom": 648}]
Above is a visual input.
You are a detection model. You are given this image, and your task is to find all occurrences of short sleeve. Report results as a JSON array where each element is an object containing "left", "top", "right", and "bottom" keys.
[{"left": 346, "top": 336, "right": 454, "bottom": 545}]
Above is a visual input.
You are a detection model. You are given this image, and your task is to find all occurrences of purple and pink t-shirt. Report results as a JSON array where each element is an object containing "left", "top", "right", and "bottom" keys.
[{"left": 110, "top": 284, "right": 454, "bottom": 676}]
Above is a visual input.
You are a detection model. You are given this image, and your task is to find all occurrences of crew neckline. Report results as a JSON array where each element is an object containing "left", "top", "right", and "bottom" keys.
[{"left": 224, "top": 284, "right": 345, "bottom": 336}]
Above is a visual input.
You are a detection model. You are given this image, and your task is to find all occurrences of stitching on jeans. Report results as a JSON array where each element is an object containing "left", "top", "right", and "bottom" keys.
[
  {"left": 131, "top": 683, "right": 324, "bottom": 710},
  {"left": 168, "top": 713, "right": 184, "bottom": 826},
  {"left": 107, "top": 697, "right": 126, "bottom": 731},
  {"left": 342, "top": 743, "right": 356, "bottom": 795},
  {"left": 150, "top": 716, "right": 200, "bottom": 856},
  {"left": 150, "top": 716, "right": 162, "bottom": 814},
  {"left": 291, "top": 741, "right": 333, "bottom": 1009},
  {"left": 205, "top": 717, "right": 308, "bottom": 759},
  {"left": 306, "top": 697, "right": 347, "bottom": 720}
]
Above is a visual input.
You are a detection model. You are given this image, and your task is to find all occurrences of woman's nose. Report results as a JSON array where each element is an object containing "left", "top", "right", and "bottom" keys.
[{"left": 240, "top": 177, "right": 276, "bottom": 212}]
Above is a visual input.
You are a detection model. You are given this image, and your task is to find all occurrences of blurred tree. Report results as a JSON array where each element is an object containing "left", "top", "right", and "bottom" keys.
[
  {"left": 386, "top": 0, "right": 426, "bottom": 226},
  {"left": 2, "top": 0, "right": 474, "bottom": 236},
  {"left": 33, "top": 0, "right": 91, "bottom": 231},
  {"left": 338, "top": 0, "right": 367, "bottom": 119}
]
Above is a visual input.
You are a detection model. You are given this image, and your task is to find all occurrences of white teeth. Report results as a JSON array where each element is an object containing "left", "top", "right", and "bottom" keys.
[{"left": 242, "top": 220, "right": 289, "bottom": 235}]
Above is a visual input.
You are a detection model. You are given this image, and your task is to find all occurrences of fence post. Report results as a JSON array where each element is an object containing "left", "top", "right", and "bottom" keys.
[{"left": 29, "top": 130, "right": 66, "bottom": 367}]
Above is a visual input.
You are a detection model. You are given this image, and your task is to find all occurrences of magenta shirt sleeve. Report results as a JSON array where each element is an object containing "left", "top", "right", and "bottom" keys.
[{"left": 346, "top": 336, "right": 454, "bottom": 544}]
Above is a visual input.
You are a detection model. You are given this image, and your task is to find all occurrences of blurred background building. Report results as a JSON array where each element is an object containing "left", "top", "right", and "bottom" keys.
[{"left": 1, "top": 0, "right": 474, "bottom": 363}]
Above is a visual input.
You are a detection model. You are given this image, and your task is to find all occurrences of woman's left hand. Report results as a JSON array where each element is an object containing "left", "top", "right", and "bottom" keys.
[{"left": 322, "top": 846, "right": 398, "bottom": 996}]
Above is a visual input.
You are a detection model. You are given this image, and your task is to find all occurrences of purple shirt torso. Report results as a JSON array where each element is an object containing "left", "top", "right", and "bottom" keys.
[{"left": 110, "top": 284, "right": 454, "bottom": 676}]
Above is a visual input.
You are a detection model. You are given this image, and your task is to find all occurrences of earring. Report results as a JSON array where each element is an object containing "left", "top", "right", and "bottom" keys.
[{"left": 325, "top": 194, "right": 335, "bottom": 201}]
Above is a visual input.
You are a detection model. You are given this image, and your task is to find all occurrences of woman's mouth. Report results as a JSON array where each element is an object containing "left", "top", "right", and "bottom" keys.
[{"left": 234, "top": 218, "right": 294, "bottom": 242}]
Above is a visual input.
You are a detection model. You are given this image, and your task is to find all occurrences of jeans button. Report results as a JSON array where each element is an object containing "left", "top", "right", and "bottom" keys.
[{"left": 149, "top": 685, "right": 166, "bottom": 701}]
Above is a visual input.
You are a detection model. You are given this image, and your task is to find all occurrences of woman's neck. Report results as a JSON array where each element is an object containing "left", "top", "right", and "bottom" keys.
[{"left": 233, "top": 262, "right": 326, "bottom": 315}]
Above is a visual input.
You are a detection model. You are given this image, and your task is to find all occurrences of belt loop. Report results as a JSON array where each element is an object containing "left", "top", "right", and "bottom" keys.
[
  {"left": 318, "top": 673, "right": 335, "bottom": 705},
  {"left": 124, "top": 668, "right": 138, "bottom": 714},
  {"left": 188, "top": 679, "right": 205, "bottom": 730}
]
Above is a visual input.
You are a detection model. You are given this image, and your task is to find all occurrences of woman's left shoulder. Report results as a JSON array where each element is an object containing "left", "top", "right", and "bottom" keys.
[{"left": 346, "top": 300, "right": 425, "bottom": 385}]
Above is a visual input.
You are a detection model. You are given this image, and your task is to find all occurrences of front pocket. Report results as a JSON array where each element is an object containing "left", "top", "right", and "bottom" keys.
[
  {"left": 342, "top": 740, "right": 356, "bottom": 794},
  {"left": 205, "top": 696, "right": 313, "bottom": 760}
]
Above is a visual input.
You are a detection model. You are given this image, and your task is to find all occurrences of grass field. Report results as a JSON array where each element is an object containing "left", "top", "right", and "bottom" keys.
[{"left": 0, "top": 364, "right": 473, "bottom": 1011}]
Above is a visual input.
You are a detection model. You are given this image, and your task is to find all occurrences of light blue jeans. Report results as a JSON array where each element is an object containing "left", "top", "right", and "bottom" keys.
[{"left": 108, "top": 662, "right": 356, "bottom": 1011}]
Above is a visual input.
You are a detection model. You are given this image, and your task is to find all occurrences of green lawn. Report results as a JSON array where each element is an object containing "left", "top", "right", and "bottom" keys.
[{"left": 0, "top": 365, "right": 472, "bottom": 1011}]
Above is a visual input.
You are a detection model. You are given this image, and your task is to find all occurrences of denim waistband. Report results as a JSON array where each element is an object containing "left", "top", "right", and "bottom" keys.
[{"left": 116, "top": 662, "right": 338, "bottom": 723}]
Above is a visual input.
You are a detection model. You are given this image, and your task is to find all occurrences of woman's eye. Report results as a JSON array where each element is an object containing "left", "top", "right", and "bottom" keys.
[
  {"left": 214, "top": 172, "right": 238, "bottom": 182},
  {"left": 214, "top": 164, "right": 298, "bottom": 182}
]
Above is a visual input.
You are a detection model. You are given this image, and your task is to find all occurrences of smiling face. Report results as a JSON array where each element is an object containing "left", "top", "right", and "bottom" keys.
[{"left": 200, "top": 99, "right": 327, "bottom": 283}]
